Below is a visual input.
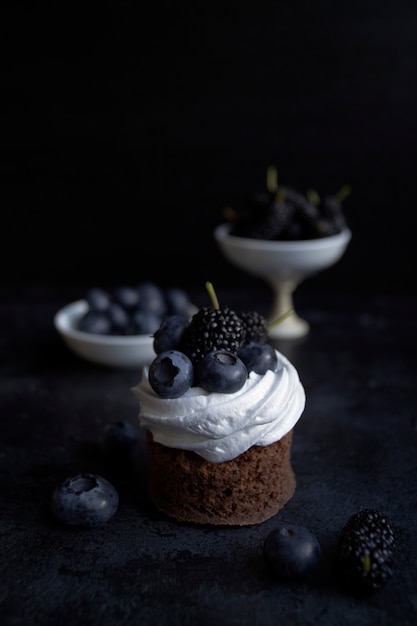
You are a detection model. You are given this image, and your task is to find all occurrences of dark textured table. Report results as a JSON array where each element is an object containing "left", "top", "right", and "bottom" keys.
[{"left": 1, "top": 285, "right": 416, "bottom": 626}]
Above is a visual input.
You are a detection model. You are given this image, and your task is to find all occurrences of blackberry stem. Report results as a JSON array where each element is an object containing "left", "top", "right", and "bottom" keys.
[
  {"left": 205, "top": 281, "right": 292, "bottom": 331},
  {"left": 205, "top": 282, "right": 220, "bottom": 310},
  {"left": 306, "top": 188, "right": 320, "bottom": 206},
  {"left": 335, "top": 184, "right": 352, "bottom": 203},
  {"left": 266, "top": 166, "right": 278, "bottom": 193},
  {"left": 267, "top": 308, "right": 294, "bottom": 330},
  {"left": 223, "top": 206, "right": 237, "bottom": 221}
]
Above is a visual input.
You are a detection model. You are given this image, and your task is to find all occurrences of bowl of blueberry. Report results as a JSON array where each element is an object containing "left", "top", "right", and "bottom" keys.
[{"left": 54, "top": 282, "right": 197, "bottom": 368}]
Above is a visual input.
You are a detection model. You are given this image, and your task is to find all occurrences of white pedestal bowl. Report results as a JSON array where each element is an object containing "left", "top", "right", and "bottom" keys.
[{"left": 214, "top": 223, "right": 352, "bottom": 339}]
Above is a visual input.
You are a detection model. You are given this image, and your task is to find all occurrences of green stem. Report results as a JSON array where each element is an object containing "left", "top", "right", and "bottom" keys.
[
  {"left": 223, "top": 206, "right": 237, "bottom": 220},
  {"left": 205, "top": 282, "right": 220, "bottom": 309},
  {"left": 266, "top": 166, "right": 278, "bottom": 193},
  {"left": 335, "top": 184, "right": 352, "bottom": 203},
  {"left": 267, "top": 308, "right": 294, "bottom": 330},
  {"left": 306, "top": 188, "right": 320, "bottom": 206}
]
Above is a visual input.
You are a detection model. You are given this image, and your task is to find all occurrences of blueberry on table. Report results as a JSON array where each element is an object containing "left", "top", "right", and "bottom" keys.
[
  {"left": 100, "top": 420, "right": 139, "bottom": 459},
  {"left": 263, "top": 524, "right": 321, "bottom": 580},
  {"left": 51, "top": 473, "right": 119, "bottom": 527}
]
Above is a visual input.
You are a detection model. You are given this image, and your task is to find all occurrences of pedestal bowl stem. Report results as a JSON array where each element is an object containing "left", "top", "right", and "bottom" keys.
[{"left": 267, "top": 278, "right": 309, "bottom": 339}]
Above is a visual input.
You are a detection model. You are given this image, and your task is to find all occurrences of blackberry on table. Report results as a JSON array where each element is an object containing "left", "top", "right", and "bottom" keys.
[{"left": 334, "top": 508, "right": 395, "bottom": 594}]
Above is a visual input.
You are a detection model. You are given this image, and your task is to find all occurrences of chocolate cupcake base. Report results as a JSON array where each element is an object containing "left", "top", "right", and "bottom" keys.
[{"left": 146, "top": 430, "right": 296, "bottom": 526}]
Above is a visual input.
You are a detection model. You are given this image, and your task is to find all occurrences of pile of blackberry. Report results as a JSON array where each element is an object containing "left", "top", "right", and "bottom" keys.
[{"left": 226, "top": 167, "right": 350, "bottom": 241}]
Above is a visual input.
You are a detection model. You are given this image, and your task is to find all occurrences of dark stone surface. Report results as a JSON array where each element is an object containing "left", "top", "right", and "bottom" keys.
[{"left": 1, "top": 286, "right": 416, "bottom": 625}]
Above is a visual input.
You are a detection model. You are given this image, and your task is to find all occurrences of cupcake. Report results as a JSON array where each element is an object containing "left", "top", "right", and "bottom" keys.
[{"left": 132, "top": 284, "right": 305, "bottom": 526}]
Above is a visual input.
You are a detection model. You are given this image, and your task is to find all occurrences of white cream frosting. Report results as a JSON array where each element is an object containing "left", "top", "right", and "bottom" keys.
[{"left": 132, "top": 350, "right": 305, "bottom": 463}]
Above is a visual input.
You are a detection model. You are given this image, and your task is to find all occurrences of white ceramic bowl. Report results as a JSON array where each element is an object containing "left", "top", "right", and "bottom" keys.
[
  {"left": 214, "top": 222, "right": 352, "bottom": 338},
  {"left": 214, "top": 223, "right": 352, "bottom": 283},
  {"left": 54, "top": 299, "right": 196, "bottom": 369}
]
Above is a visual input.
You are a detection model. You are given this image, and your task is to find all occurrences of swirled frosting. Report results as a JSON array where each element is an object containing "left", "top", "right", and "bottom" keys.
[{"left": 132, "top": 350, "right": 305, "bottom": 463}]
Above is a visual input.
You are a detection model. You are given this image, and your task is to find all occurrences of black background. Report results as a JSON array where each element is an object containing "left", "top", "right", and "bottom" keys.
[{"left": 3, "top": 1, "right": 417, "bottom": 296}]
